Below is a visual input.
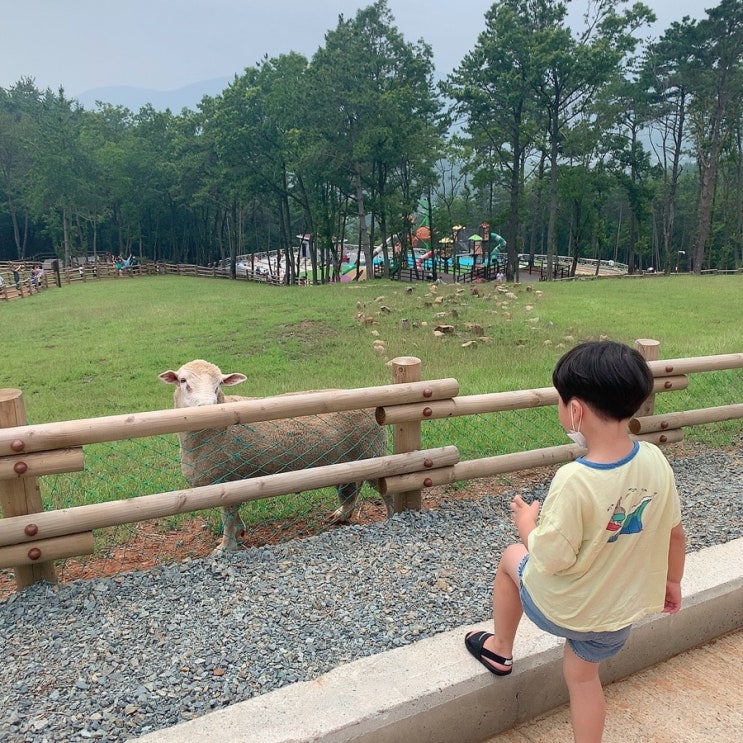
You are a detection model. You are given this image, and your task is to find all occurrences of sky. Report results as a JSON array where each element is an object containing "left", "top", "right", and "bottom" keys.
[{"left": 1, "top": 0, "right": 706, "bottom": 97}]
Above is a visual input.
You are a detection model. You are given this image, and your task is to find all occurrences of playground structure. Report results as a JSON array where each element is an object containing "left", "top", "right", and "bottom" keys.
[{"left": 213, "top": 222, "right": 508, "bottom": 285}]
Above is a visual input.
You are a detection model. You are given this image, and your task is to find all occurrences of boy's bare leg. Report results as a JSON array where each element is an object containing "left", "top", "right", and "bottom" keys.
[
  {"left": 480, "top": 543, "right": 528, "bottom": 668},
  {"left": 563, "top": 643, "right": 605, "bottom": 743}
]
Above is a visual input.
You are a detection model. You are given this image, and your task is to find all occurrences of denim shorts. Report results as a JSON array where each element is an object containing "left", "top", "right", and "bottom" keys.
[{"left": 517, "top": 555, "right": 631, "bottom": 663}]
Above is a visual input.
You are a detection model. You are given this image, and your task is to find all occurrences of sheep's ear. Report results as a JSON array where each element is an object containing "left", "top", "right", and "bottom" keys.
[
  {"left": 221, "top": 373, "right": 247, "bottom": 387},
  {"left": 159, "top": 371, "right": 179, "bottom": 385}
]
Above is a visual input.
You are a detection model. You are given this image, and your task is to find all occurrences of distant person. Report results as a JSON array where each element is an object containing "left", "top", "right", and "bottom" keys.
[
  {"left": 12, "top": 264, "right": 21, "bottom": 291},
  {"left": 465, "top": 341, "right": 685, "bottom": 743}
]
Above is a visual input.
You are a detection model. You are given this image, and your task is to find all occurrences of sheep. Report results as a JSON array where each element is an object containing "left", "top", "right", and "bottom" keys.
[{"left": 159, "top": 359, "right": 392, "bottom": 551}]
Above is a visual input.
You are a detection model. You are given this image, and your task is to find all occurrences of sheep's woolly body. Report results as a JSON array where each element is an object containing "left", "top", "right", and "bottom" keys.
[{"left": 160, "top": 360, "right": 390, "bottom": 551}]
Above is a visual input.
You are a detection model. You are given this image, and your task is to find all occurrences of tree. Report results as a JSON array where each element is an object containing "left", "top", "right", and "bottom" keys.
[
  {"left": 209, "top": 53, "right": 311, "bottom": 282},
  {"left": 445, "top": 0, "right": 542, "bottom": 281},
  {"left": 531, "top": 0, "right": 655, "bottom": 278},
  {"left": 642, "top": 20, "right": 695, "bottom": 273},
  {"left": 27, "top": 88, "right": 92, "bottom": 264},
  {"left": 601, "top": 74, "right": 656, "bottom": 273},
  {"left": 683, "top": 0, "right": 743, "bottom": 272},
  {"left": 309, "top": 0, "right": 441, "bottom": 274},
  {"left": 0, "top": 80, "right": 41, "bottom": 259}
]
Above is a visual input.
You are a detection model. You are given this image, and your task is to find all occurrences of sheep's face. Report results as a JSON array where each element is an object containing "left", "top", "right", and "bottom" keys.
[{"left": 159, "top": 360, "right": 247, "bottom": 408}]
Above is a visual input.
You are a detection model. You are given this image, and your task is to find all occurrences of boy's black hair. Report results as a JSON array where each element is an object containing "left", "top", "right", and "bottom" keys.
[{"left": 552, "top": 341, "right": 654, "bottom": 420}]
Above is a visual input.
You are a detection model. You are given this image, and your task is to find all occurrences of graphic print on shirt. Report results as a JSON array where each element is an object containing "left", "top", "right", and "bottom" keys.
[{"left": 606, "top": 494, "right": 653, "bottom": 543}]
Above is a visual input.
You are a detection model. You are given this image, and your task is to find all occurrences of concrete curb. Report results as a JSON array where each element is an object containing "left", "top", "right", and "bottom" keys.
[{"left": 137, "top": 537, "right": 743, "bottom": 743}]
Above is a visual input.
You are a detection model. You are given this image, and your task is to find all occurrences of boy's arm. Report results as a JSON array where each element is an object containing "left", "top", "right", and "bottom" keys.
[{"left": 663, "top": 522, "right": 686, "bottom": 614}]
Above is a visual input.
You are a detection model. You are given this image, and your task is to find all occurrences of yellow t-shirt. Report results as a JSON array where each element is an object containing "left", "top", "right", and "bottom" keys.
[{"left": 522, "top": 441, "right": 682, "bottom": 632}]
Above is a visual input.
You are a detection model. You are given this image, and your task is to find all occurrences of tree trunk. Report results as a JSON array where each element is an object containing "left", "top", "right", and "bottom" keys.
[
  {"left": 62, "top": 207, "right": 71, "bottom": 266},
  {"left": 627, "top": 212, "right": 637, "bottom": 275},
  {"left": 529, "top": 152, "right": 546, "bottom": 264},
  {"left": 694, "top": 152, "right": 720, "bottom": 273},
  {"left": 354, "top": 161, "right": 373, "bottom": 273},
  {"left": 662, "top": 95, "right": 686, "bottom": 275},
  {"left": 545, "top": 132, "right": 559, "bottom": 279},
  {"left": 506, "top": 142, "right": 521, "bottom": 282}
]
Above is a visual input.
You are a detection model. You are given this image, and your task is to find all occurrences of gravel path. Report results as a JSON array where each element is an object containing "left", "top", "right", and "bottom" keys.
[{"left": 1, "top": 447, "right": 741, "bottom": 743}]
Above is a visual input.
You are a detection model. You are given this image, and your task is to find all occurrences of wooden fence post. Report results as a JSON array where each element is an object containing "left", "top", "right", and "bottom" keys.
[
  {"left": 635, "top": 339, "right": 661, "bottom": 417},
  {"left": 0, "top": 389, "right": 57, "bottom": 590},
  {"left": 390, "top": 357, "right": 423, "bottom": 513}
]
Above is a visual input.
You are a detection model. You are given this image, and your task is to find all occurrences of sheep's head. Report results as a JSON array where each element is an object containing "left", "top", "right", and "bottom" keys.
[{"left": 159, "top": 359, "right": 247, "bottom": 408}]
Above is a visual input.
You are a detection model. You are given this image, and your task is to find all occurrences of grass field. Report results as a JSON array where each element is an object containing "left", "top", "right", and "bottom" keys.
[
  {"left": 1, "top": 272, "right": 741, "bottom": 550},
  {"left": 3, "top": 273, "right": 741, "bottom": 419}
]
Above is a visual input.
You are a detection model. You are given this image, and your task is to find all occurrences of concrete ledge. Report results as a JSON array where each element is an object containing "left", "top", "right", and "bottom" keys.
[{"left": 137, "top": 537, "right": 743, "bottom": 743}]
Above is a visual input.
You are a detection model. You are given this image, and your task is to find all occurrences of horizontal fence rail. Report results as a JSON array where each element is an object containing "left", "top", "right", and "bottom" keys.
[
  {"left": 645, "top": 353, "right": 743, "bottom": 376},
  {"left": 0, "top": 447, "right": 460, "bottom": 558},
  {"left": 376, "top": 375, "right": 690, "bottom": 425},
  {"left": 629, "top": 404, "right": 743, "bottom": 435},
  {"left": 0, "top": 379, "right": 459, "bottom": 458}
]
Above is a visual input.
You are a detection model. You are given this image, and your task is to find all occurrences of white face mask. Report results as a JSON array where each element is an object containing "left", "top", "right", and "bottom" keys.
[{"left": 567, "top": 407, "right": 587, "bottom": 448}]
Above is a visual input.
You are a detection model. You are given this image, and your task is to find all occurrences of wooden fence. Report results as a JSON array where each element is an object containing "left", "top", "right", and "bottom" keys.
[
  {"left": 0, "top": 260, "right": 282, "bottom": 297},
  {"left": 0, "top": 342, "right": 741, "bottom": 593},
  {"left": 0, "top": 259, "right": 160, "bottom": 300}
]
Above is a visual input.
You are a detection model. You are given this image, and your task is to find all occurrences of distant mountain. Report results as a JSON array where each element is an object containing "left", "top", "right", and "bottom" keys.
[{"left": 75, "top": 77, "right": 232, "bottom": 112}]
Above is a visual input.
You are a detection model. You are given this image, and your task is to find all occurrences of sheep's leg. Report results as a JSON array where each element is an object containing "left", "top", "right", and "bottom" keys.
[
  {"left": 215, "top": 505, "right": 242, "bottom": 553},
  {"left": 328, "top": 482, "right": 362, "bottom": 523}
]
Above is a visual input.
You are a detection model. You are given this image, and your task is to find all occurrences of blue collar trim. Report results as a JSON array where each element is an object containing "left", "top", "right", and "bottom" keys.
[{"left": 577, "top": 440, "right": 640, "bottom": 470}]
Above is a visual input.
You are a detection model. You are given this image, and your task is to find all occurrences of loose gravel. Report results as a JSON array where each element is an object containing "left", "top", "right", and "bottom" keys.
[{"left": 1, "top": 447, "right": 741, "bottom": 743}]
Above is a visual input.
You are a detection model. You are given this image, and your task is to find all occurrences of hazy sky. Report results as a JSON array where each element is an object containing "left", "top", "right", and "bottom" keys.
[{"left": 1, "top": 0, "right": 705, "bottom": 96}]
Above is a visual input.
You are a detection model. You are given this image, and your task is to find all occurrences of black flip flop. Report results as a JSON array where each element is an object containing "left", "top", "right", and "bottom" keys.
[{"left": 464, "top": 631, "right": 513, "bottom": 676}]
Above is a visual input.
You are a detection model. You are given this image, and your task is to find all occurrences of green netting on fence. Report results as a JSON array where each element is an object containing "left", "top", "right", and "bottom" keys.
[
  {"left": 420, "top": 406, "right": 562, "bottom": 460},
  {"left": 653, "top": 368, "right": 743, "bottom": 446},
  {"left": 38, "top": 410, "right": 390, "bottom": 562}
]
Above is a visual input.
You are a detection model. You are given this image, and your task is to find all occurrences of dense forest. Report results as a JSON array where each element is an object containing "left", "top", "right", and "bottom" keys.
[{"left": 0, "top": 0, "right": 741, "bottom": 281}]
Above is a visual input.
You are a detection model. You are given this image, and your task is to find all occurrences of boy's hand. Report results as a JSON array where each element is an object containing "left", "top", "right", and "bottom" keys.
[
  {"left": 510, "top": 494, "right": 540, "bottom": 521},
  {"left": 663, "top": 580, "right": 682, "bottom": 614},
  {"left": 510, "top": 495, "right": 540, "bottom": 543}
]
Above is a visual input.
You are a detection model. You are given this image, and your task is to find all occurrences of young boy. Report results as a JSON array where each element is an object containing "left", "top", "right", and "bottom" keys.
[{"left": 465, "top": 340, "right": 686, "bottom": 743}]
